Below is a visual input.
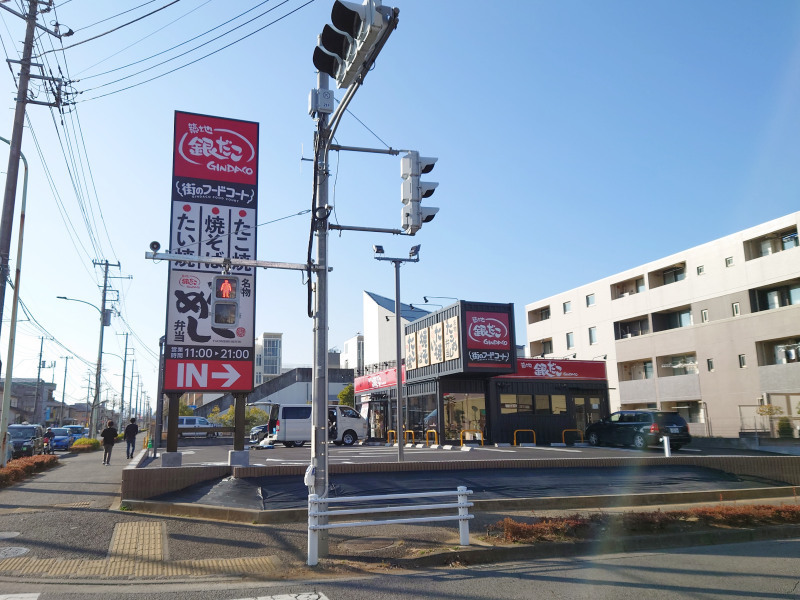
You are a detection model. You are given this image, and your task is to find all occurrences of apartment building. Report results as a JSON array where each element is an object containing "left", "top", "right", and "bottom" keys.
[
  {"left": 254, "top": 332, "right": 282, "bottom": 387},
  {"left": 525, "top": 212, "right": 800, "bottom": 438}
]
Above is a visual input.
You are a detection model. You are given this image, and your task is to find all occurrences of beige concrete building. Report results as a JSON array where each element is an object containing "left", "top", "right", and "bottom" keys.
[{"left": 525, "top": 212, "right": 800, "bottom": 438}]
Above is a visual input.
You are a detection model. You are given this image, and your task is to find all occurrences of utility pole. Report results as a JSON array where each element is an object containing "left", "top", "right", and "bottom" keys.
[
  {"left": 0, "top": 1, "right": 62, "bottom": 368},
  {"left": 128, "top": 357, "right": 135, "bottom": 425},
  {"left": 60, "top": 356, "right": 70, "bottom": 425},
  {"left": 118, "top": 333, "right": 128, "bottom": 424},
  {"left": 33, "top": 336, "right": 43, "bottom": 424},
  {"left": 90, "top": 260, "right": 119, "bottom": 436}
]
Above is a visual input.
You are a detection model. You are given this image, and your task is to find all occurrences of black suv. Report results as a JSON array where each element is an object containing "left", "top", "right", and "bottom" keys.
[
  {"left": 8, "top": 424, "right": 44, "bottom": 458},
  {"left": 585, "top": 410, "right": 691, "bottom": 451}
]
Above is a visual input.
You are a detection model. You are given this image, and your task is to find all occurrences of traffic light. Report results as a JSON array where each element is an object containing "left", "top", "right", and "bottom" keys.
[
  {"left": 211, "top": 275, "right": 239, "bottom": 326},
  {"left": 313, "top": 0, "right": 391, "bottom": 88},
  {"left": 400, "top": 151, "right": 439, "bottom": 235}
]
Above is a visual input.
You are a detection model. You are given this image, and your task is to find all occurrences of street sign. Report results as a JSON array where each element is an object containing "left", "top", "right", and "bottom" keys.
[{"left": 163, "top": 111, "right": 259, "bottom": 393}]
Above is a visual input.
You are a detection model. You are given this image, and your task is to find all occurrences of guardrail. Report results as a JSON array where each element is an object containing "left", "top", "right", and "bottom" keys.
[
  {"left": 425, "top": 429, "right": 438, "bottom": 446},
  {"left": 460, "top": 429, "right": 484, "bottom": 447},
  {"left": 387, "top": 429, "right": 397, "bottom": 444},
  {"left": 307, "top": 487, "right": 473, "bottom": 566},
  {"left": 513, "top": 429, "right": 536, "bottom": 446},
  {"left": 561, "top": 428, "right": 585, "bottom": 444},
  {"left": 404, "top": 430, "right": 416, "bottom": 444}
]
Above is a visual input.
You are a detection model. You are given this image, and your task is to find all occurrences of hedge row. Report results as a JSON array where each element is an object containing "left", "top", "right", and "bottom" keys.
[{"left": 0, "top": 454, "right": 59, "bottom": 487}]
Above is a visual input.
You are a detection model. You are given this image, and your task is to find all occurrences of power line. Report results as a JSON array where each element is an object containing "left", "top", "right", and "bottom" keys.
[{"left": 79, "top": 0, "right": 316, "bottom": 102}]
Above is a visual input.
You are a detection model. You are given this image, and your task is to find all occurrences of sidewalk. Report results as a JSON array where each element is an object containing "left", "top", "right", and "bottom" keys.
[{"left": 0, "top": 448, "right": 798, "bottom": 586}]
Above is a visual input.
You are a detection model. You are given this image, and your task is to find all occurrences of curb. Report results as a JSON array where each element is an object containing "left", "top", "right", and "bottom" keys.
[{"left": 122, "top": 485, "right": 800, "bottom": 525}]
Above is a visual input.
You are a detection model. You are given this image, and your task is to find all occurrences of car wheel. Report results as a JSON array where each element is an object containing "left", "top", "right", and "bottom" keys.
[
  {"left": 633, "top": 434, "right": 647, "bottom": 450},
  {"left": 587, "top": 432, "right": 600, "bottom": 447},
  {"left": 333, "top": 441, "right": 343, "bottom": 446},
  {"left": 342, "top": 430, "right": 357, "bottom": 446},
  {"left": 282, "top": 442, "right": 296, "bottom": 448},
  {"left": 294, "top": 441, "right": 305, "bottom": 448}
]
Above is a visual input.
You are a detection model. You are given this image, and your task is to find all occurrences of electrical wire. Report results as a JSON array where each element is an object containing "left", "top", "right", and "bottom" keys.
[
  {"left": 37, "top": 0, "right": 182, "bottom": 56},
  {"left": 73, "top": 1, "right": 158, "bottom": 33},
  {"left": 78, "top": 0, "right": 316, "bottom": 102}
]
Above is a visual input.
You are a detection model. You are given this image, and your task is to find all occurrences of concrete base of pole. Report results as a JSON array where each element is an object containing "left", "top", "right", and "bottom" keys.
[
  {"left": 160, "top": 452, "right": 182, "bottom": 467},
  {"left": 228, "top": 450, "right": 250, "bottom": 468}
]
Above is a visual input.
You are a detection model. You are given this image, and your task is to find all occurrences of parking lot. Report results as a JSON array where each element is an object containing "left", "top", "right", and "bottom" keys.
[{"left": 144, "top": 439, "right": 781, "bottom": 468}]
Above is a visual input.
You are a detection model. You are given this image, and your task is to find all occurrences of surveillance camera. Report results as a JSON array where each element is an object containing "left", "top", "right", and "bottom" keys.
[{"left": 149, "top": 241, "right": 161, "bottom": 252}]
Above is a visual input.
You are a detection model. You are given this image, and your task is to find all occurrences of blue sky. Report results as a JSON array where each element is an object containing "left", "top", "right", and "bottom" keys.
[{"left": 0, "top": 0, "right": 797, "bottom": 410}]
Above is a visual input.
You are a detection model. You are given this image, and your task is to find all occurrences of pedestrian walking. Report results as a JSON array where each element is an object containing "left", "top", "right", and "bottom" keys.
[
  {"left": 124, "top": 417, "right": 139, "bottom": 459},
  {"left": 100, "top": 420, "right": 118, "bottom": 465}
]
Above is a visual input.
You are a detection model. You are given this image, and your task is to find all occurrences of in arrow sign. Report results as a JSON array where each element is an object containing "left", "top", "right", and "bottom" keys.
[{"left": 211, "top": 363, "right": 241, "bottom": 387}]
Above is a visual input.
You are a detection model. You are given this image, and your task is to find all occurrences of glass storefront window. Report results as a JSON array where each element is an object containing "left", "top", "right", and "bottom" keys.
[
  {"left": 534, "top": 395, "right": 550, "bottom": 414},
  {"left": 443, "top": 393, "right": 486, "bottom": 440},
  {"left": 407, "top": 394, "right": 437, "bottom": 436},
  {"left": 500, "top": 394, "right": 532, "bottom": 414},
  {"left": 551, "top": 395, "right": 567, "bottom": 414}
]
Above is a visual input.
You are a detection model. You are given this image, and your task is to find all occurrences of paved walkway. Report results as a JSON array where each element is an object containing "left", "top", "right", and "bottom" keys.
[{"left": 0, "top": 447, "right": 798, "bottom": 586}]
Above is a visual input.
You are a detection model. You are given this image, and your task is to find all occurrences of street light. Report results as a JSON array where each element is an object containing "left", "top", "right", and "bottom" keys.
[
  {"left": 373, "top": 244, "right": 421, "bottom": 462},
  {"left": 57, "top": 295, "right": 109, "bottom": 437}
]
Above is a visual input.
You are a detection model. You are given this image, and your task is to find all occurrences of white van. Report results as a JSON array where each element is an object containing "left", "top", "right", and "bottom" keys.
[{"left": 258, "top": 403, "right": 368, "bottom": 448}]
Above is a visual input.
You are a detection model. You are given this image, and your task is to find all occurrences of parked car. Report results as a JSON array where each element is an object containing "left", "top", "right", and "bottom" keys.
[
  {"left": 257, "top": 403, "right": 368, "bottom": 448},
  {"left": 177, "top": 416, "right": 218, "bottom": 438},
  {"left": 8, "top": 424, "right": 44, "bottom": 458},
  {"left": 585, "top": 410, "right": 692, "bottom": 451},
  {"left": 249, "top": 423, "right": 271, "bottom": 444},
  {"left": 63, "top": 425, "right": 85, "bottom": 440},
  {"left": 48, "top": 427, "right": 74, "bottom": 451}
]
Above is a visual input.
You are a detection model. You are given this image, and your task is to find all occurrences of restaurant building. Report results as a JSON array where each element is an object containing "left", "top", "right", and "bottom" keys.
[{"left": 354, "top": 300, "right": 610, "bottom": 445}]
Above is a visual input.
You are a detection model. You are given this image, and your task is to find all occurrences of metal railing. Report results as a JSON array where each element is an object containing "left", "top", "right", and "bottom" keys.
[
  {"left": 561, "top": 429, "right": 585, "bottom": 444},
  {"left": 404, "top": 430, "right": 415, "bottom": 444},
  {"left": 460, "top": 429, "right": 484, "bottom": 446},
  {"left": 513, "top": 429, "right": 536, "bottom": 445},
  {"left": 307, "top": 487, "right": 473, "bottom": 566},
  {"left": 425, "top": 429, "right": 438, "bottom": 446},
  {"left": 387, "top": 429, "right": 397, "bottom": 444}
]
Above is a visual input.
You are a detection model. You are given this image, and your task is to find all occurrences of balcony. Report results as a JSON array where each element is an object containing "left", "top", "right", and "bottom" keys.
[
  {"left": 610, "top": 275, "right": 646, "bottom": 300},
  {"left": 614, "top": 316, "right": 650, "bottom": 340},
  {"left": 744, "top": 227, "right": 798, "bottom": 261},
  {"left": 648, "top": 262, "right": 686, "bottom": 290}
]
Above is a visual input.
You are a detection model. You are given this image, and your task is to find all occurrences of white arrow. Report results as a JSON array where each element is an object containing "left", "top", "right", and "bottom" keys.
[{"left": 211, "top": 363, "right": 241, "bottom": 387}]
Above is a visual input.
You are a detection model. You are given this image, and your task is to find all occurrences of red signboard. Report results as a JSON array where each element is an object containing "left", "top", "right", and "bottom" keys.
[
  {"left": 173, "top": 112, "right": 258, "bottom": 185},
  {"left": 164, "top": 111, "right": 258, "bottom": 394},
  {"left": 498, "top": 359, "right": 607, "bottom": 381},
  {"left": 465, "top": 311, "right": 511, "bottom": 350},
  {"left": 354, "top": 367, "right": 405, "bottom": 394},
  {"left": 164, "top": 360, "right": 254, "bottom": 391}
]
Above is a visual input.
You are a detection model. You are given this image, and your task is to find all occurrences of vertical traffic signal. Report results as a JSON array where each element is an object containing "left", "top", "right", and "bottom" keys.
[
  {"left": 400, "top": 151, "right": 439, "bottom": 235},
  {"left": 313, "top": 0, "right": 392, "bottom": 88},
  {"left": 212, "top": 275, "right": 239, "bottom": 326}
]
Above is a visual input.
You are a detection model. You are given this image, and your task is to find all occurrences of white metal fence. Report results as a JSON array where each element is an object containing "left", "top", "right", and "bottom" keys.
[{"left": 307, "top": 486, "right": 473, "bottom": 566}]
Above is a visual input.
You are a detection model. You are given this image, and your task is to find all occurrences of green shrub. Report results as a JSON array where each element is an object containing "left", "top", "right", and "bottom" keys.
[
  {"left": 777, "top": 417, "right": 794, "bottom": 438},
  {"left": 71, "top": 437, "right": 101, "bottom": 452}
]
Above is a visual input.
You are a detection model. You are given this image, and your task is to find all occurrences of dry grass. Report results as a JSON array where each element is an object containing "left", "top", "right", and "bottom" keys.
[{"left": 487, "top": 504, "right": 800, "bottom": 543}]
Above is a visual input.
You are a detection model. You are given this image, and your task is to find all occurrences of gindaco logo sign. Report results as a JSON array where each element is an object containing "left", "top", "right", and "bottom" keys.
[{"left": 466, "top": 311, "right": 510, "bottom": 349}]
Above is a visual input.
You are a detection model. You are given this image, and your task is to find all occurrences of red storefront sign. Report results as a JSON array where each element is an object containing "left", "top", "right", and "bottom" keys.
[
  {"left": 354, "top": 367, "right": 405, "bottom": 394},
  {"left": 164, "top": 360, "right": 254, "bottom": 391},
  {"left": 173, "top": 112, "right": 258, "bottom": 185},
  {"left": 465, "top": 311, "right": 511, "bottom": 350},
  {"left": 498, "top": 359, "right": 607, "bottom": 381}
]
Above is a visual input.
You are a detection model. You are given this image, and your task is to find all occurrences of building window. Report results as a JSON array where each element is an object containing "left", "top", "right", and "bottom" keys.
[
  {"left": 566, "top": 332, "right": 574, "bottom": 349},
  {"left": 697, "top": 265, "right": 705, "bottom": 275},
  {"left": 663, "top": 266, "right": 685, "bottom": 285},
  {"left": 588, "top": 326, "right": 597, "bottom": 345},
  {"left": 732, "top": 302, "right": 740, "bottom": 317},
  {"left": 725, "top": 257, "right": 734, "bottom": 268},
  {"left": 563, "top": 301, "right": 571, "bottom": 314},
  {"left": 701, "top": 309, "right": 709, "bottom": 323},
  {"left": 636, "top": 278, "right": 645, "bottom": 293},
  {"left": 783, "top": 232, "right": 799, "bottom": 250},
  {"left": 707, "top": 358, "right": 714, "bottom": 372},
  {"left": 540, "top": 307, "right": 550, "bottom": 320},
  {"left": 586, "top": 294, "right": 595, "bottom": 307},
  {"left": 738, "top": 354, "right": 747, "bottom": 368},
  {"left": 542, "top": 340, "right": 553, "bottom": 355}
]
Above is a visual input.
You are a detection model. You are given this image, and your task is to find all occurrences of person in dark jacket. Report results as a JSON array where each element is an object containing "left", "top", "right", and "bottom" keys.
[
  {"left": 100, "top": 421, "right": 118, "bottom": 465},
  {"left": 124, "top": 417, "right": 139, "bottom": 459}
]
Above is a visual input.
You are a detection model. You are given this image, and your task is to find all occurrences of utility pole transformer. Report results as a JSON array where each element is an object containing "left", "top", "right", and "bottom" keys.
[{"left": 0, "top": 1, "right": 63, "bottom": 372}]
